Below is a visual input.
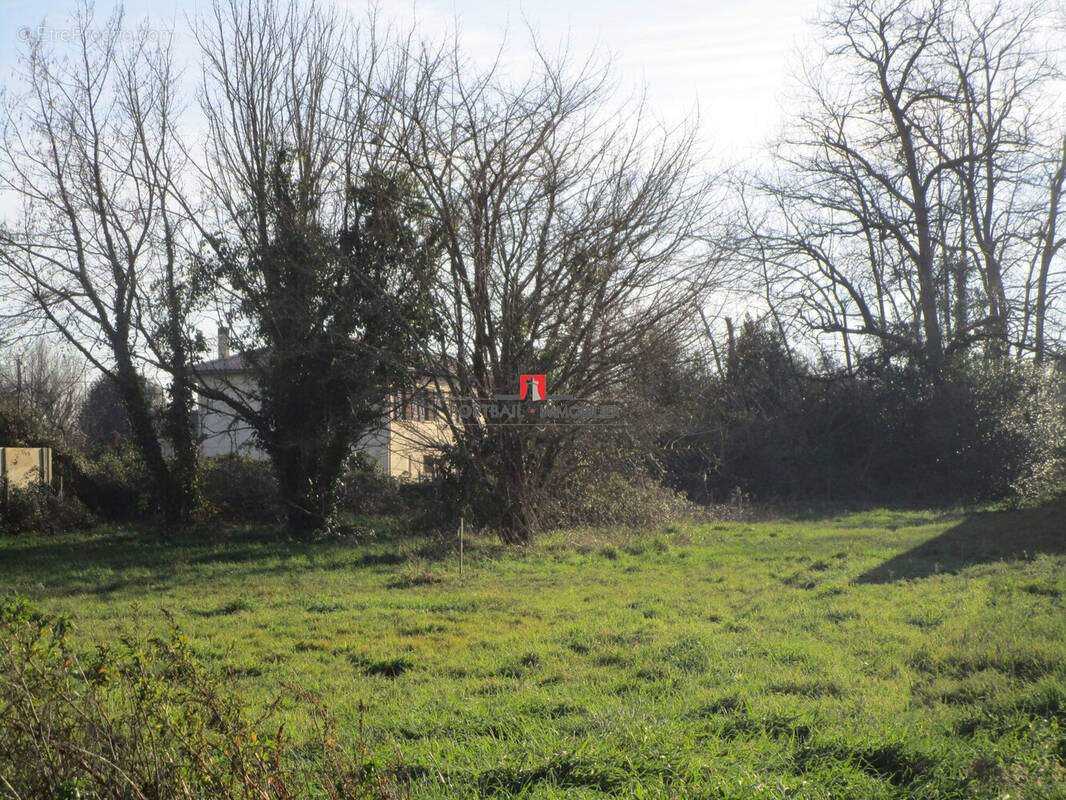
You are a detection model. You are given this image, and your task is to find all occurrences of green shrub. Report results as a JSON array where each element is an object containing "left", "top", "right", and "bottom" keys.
[
  {"left": 71, "top": 447, "right": 154, "bottom": 520},
  {"left": 541, "top": 472, "right": 698, "bottom": 530},
  {"left": 859, "top": 358, "right": 1066, "bottom": 502},
  {"left": 201, "top": 454, "right": 282, "bottom": 523},
  {"left": 426, "top": 422, "right": 698, "bottom": 537},
  {"left": 0, "top": 595, "right": 398, "bottom": 799},
  {"left": 0, "top": 397, "right": 71, "bottom": 452},
  {"left": 0, "top": 483, "right": 94, "bottom": 535},
  {"left": 0, "top": 396, "right": 88, "bottom": 504},
  {"left": 335, "top": 451, "right": 402, "bottom": 515},
  {"left": 662, "top": 320, "right": 1066, "bottom": 504}
]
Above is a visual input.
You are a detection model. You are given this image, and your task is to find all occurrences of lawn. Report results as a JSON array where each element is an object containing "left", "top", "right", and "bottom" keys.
[{"left": 2, "top": 503, "right": 1065, "bottom": 799}]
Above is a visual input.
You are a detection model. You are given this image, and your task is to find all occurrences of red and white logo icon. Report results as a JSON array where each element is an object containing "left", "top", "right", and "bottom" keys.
[{"left": 519, "top": 374, "right": 547, "bottom": 401}]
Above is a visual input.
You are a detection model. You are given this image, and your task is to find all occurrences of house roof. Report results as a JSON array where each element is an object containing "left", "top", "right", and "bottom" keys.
[
  {"left": 193, "top": 348, "right": 460, "bottom": 378},
  {"left": 194, "top": 352, "right": 253, "bottom": 373},
  {"left": 194, "top": 349, "right": 460, "bottom": 386}
]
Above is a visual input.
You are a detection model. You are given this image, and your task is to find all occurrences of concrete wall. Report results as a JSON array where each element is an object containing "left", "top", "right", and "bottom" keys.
[{"left": 0, "top": 447, "right": 52, "bottom": 488}]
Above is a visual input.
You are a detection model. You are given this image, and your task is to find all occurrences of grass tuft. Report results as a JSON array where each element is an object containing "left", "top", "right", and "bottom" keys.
[{"left": 3, "top": 501, "right": 1065, "bottom": 798}]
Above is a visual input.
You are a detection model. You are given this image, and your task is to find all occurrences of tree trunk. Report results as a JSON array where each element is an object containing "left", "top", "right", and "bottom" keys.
[
  {"left": 165, "top": 368, "right": 202, "bottom": 523},
  {"left": 1035, "top": 137, "right": 1066, "bottom": 365},
  {"left": 276, "top": 461, "right": 330, "bottom": 537},
  {"left": 112, "top": 356, "right": 180, "bottom": 521}
]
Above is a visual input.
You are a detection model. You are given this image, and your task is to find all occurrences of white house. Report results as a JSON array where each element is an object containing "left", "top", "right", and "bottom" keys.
[{"left": 194, "top": 328, "right": 450, "bottom": 480}]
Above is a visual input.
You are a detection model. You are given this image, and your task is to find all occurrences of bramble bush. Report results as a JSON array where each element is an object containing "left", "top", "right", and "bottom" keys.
[
  {"left": 335, "top": 452, "right": 402, "bottom": 515},
  {"left": 201, "top": 454, "right": 283, "bottom": 523},
  {"left": 0, "top": 483, "right": 93, "bottom": 535},
  {"left": 0, "top": 596, "right": 401, "bottom": 799},
  {"left": 661, "top": 321, "right": 1066, "bottom": 505},
  {"left": 72, "top": 447, "right": 154, "bottom": 521},
  {"left": 540, "top": 471, "right": 699, "bottom": 530}
]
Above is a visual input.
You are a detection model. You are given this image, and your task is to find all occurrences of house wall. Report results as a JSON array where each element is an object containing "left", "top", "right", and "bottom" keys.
[
  {"left": 386, "top": 417, "right": 451, "bottom": 480},
  {"left": 197, "top": 373, "right": 265, "bottom": 459},
  {"left": 195, "top": 376, "right": 453, "bottom": 481},
  {"left": 385, "top": 383, "right": 455, "bottom": 480},
  {"left": 355, "top": 426, "right": 391, "bottom": 475}
]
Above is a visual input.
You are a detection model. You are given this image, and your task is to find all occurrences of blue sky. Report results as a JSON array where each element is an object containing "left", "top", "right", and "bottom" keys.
[
  {"left": 0, "top": 0, "right": 823, "bottom": 349},
  {"left": 0, "top": 0, "right": 822, "bottom": 161}
]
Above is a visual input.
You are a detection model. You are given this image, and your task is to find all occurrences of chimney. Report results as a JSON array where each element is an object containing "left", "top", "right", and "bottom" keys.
[{"left": 217, "top": 326, "right": 230, "bottom": 360}]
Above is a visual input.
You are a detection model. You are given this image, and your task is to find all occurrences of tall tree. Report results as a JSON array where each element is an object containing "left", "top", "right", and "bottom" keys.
[
  {"left": 0, "top": 340, "right": 87, "bottom": 443},
  {"left": 941, "top": 1, "right": 1059, "bottom": 357},
  {"left": 1029, "top": 135, "right": 1066, "bottom": 364},
  {"left": 191, "top": 0, "right": 437, "bottom": 535},
  {"left": 390, "top": 40, "right": 719, "bottom": 542},
  {"left": 747, "top": 0, "right": 1065, "bottom": 371},
  {"left": 0, "top": 4, "right": 202, "bottom": 519}
]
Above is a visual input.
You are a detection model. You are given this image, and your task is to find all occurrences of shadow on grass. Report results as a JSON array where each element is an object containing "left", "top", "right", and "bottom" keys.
[
  {"left": 0, "top": 518, "right": 475, "bottom": 597},
  {"left": 855, "top": 500, "right": 1066, "bottom": 584},
  {"left": 0, "top": 527, "right": 301, "bottom": 595}
]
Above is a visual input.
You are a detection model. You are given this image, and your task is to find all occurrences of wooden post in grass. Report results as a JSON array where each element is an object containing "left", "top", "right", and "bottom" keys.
[{"left": 459, "top": 517, "right": 464, "bottom": 576}]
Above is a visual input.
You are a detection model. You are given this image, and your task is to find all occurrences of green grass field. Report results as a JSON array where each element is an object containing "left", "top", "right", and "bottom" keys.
[{"left": 2, "top": 503, "right": 1065, "bottom": 799}]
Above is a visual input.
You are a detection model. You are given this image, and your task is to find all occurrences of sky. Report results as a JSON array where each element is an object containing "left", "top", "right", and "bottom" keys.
[
  {"left": 0, "top": 0, "right": 823, "bottom": 360},
  {"left": 0, "top": 0, "right": 824, "bottom": 164}
]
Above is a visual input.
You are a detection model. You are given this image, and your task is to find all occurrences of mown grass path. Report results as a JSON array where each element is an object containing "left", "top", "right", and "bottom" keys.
[{"left": 2, "top": 504, "right": 1064, "bottom": 798}]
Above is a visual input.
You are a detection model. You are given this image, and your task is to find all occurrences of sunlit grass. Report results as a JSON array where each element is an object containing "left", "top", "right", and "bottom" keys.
[{"left": 2, "top": 501, "right": 1064, "bottom": 798}]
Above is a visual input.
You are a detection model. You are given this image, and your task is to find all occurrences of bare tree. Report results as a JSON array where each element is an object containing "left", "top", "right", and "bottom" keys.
[
  {"left": 0, "top": 340, "right": 88, "bottom": 442},
  {"left": 0, "top": 3, "right": 202, "bottom": 519},
  {"left": 1029, "top": 135, "right": 1066, "bottom": 363},
  {"left": 941, "top": 1, "right": 1061, "bottom": 357},
  {"left": 388, "top": 39, "right": 719, "bottom": 541},
  {"left": 748, "top": 0, "right": 1065, "bottom": 371}
]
